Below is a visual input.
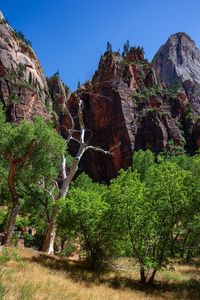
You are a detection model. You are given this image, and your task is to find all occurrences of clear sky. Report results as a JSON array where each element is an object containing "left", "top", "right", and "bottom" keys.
[{"left": 1, "top": 0, "right": 200, "bottom": 90}]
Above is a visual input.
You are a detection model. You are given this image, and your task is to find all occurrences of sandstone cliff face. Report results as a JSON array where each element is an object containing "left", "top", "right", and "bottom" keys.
[
  {"left": 0, "top": 12, "right": 50, "bottom": 121},
  {"left": 60, "top": 47, "right": 194, "bottom": 181}
]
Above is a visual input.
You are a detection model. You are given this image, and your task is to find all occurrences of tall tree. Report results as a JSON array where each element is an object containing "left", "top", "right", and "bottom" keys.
[{"left": 0, "top": 106, "right": 65, "bottom": 245}]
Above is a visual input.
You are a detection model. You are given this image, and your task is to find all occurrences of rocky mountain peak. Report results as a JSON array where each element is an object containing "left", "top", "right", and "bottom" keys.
[
  {"left": 152, "top": 32, "right": 200, "bottom": 114},
  {"left": 152, "top": 32, "right": 200, "bottom": 84}
]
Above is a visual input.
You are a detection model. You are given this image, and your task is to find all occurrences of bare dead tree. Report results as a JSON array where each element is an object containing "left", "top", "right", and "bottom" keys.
[{"left": 42, "top": 95, "right": 119, "bottom": 254}]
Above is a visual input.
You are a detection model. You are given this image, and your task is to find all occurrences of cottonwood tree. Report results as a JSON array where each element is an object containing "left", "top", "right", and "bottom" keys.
[
  {"left": 42, "top": 95, "right": 117, "bottom": 254},
  {"left": 57, "top": 173, "right": 118, "bottom": 269},
  {"left": 0, "top": 107, "right": 65, "bottom": 245},
  {"left": 109, "top": 155, "right": 191, "bottom": 285}
]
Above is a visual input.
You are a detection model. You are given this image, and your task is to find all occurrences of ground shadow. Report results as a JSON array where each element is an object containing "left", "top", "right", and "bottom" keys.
[{"left": 26, "top": 253, "right": 200, "bottom": 300}]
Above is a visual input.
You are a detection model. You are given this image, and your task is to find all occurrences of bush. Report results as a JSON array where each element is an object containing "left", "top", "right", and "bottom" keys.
[{"left": 24, "top": 232, "right": 44, "bottom": 250}]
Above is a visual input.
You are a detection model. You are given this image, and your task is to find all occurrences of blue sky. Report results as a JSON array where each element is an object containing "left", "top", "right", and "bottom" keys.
[{"left": 1, "top": 0, "right": 200, "bottom": 90}]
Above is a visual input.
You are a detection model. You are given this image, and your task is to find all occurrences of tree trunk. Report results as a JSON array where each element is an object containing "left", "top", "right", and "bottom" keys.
[
  {"left": 148, "top": 268, "right": 157, "bottom": 285},
  {"left": 140, "top": 267, "right": 146, "bottom": 284},
  {"left": 5, "top": 201, "right": 19, "bottom": 245},
  {"left": 42, "top": 206, "right": 57, "bottom": 254},
  {"left": 5, "top": 142, "right": 36, "bottom": 246},
  {"left": 42, "top": 159, "right": 79, "bottom": 254}
]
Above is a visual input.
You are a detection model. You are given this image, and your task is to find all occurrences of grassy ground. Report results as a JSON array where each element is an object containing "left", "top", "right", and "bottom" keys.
[{"left": 0, "top": 247, "right": 200, "bottom": 300}]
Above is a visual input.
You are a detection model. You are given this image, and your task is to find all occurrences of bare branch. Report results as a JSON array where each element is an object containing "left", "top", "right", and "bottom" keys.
[
  {"left": 83, "top": 146, "right": 112, "bottom": 156},
  {"left": 61, "top": 155, "right": 67, "bottom": 180},
  {"left": 40, "top": 178, "right": 59, "bottom": 201},
  {"left": 83, "top": 142, "right": 121, "bottom": 156}
]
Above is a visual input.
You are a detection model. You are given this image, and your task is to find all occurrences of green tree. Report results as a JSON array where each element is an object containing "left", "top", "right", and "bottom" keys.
[
  {"left": 132, "top": 149, "right": 155, "bottom": 180},
  {"left": 0, "top": 106, "right": 65, "bottom": 245},
  {"left": 106, "top": 41, "right": 112, "bottom": 52},
  {"left": 143, "top": 161, "right": 191, "bottom": 284},
  {"left": 109, "top": 157, "right": 191, "bottom": 285},
  {"left": 57, "top": 174, "right": 116, "bottom": 269},
  {"left": 123, "top": 39, "right": 130, "bottom": 56},
  {"left": 176, "top": 154, "right": 200, "bottom": 260}
]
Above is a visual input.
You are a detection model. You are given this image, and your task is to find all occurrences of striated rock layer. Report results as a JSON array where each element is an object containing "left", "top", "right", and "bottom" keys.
[{"left": 0, "top": 11, "right": 50, "bottom": 121}]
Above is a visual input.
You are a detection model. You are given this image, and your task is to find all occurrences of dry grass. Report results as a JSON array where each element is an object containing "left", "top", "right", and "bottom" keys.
[{"left": 0, "top": 248, "right": 200, "bottom": 300}]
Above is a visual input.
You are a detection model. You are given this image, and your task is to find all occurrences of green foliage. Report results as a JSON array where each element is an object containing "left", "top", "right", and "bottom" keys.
[
  {"left": 57, "top": 174, "right": 116, "bottom": 269},
  {"left": 14, "top": 30, "right": 32, "bottom": 47},
  {"left": 106, "top": 41, "right": 112, "bottom": 52},
  {"left": 163, "top": 139, "right": 186, "bottom": 157},
  {"left": 60, "top": 242, "right": 76, "bottom": 257},
  {"left": 123, "top": 40, "right": 130, "bottom": 56},
  {"left": 24, "top": 229, "right": 44, "bottom": 251},
  {"left": 0, "top": 209, "right": 7, "bottom": 231},
  {"left": 17, "top": 63, "right": 25, "bottom": 78},
  {"left": 167, "top": 81, "right": 183, "bottom": 97},
  {"left": 109, "top": 157, "right": 191, "bottom": 283},
  {"left": 0, "top": 105, "right": 66, "bottom": 243},
  {"left": 132, "top": 149, "right": 155, "bottom": 180},
  {"left": 9, "top": 94, "right": 21, "bottom": 104},
  {"left": 3, "top": 70, "right": 16, "bottom": 82},
  {"left": 17, "top": 81, "right": 36, "bottom": 91},
  {"left": 133, "top": 84, "right": 164, "bottom": 103}
]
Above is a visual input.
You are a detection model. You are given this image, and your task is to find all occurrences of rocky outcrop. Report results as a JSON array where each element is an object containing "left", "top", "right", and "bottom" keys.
[
  {"left": 47, "top": 74, "right": 70, "bottom": 117},
  {"left": 60, "top": 47, "right": 193, "bottom": 181},
  {"left": 152, "top": 32, "right": 200, "bottom": 113},
  {"left": 0, "top": 11, "right": 51, "bottom": 121},
  {"left": 152, "top": 32, "right": 200, "bottom": 153}
]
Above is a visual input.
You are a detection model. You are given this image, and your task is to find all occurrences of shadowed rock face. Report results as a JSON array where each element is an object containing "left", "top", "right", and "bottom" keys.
[{"left": 0, "top": 12, "right": 51, "bottom": 120}]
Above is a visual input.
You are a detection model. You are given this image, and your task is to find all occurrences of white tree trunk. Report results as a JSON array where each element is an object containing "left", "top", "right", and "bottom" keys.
[
  {"left": 42, "top": 159, "right": 79, "bottom": 254},
  {"left": 42, "top": 206, "right": 57, "bottom": 254},
  {"left": 42, "top": 97, "right": 114, "bottom": 254}
]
